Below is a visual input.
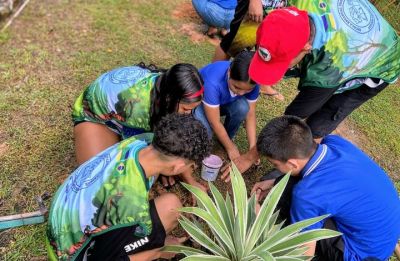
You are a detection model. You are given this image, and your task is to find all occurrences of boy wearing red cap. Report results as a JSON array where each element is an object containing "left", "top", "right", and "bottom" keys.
[
  {"left": 249, "top": 2, "right": 399, "bottom": 142},
  {"left": 222, "top": 1, "right": 399, "bottom": 182}
]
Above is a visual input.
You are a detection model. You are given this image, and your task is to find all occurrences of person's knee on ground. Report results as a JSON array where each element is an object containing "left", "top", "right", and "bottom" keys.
[
  {"left": 154, "top": 193, "right": 182, "bottom": 234},
  {"left": 192, "top": 0, "right": 234, "bottom": 36}
]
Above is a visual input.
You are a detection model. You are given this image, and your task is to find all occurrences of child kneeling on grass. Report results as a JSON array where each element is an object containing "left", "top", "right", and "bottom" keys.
[
  {"left": 192, "top": 0, "right": 237, "bottom": 38},
  {"left": 252, "top": 116, "right": 400, "bottom": 260},
  {"left": 46, "top": 114, "right": 210, "bottom": 261},
  {"left": 193, "top": 50, "right": 260, "bottom": 181}
]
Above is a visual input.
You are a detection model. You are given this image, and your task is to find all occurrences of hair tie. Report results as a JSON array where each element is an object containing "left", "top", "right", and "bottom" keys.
[{"left": 184, "top": 85, "right": 204, "bottom": 99}]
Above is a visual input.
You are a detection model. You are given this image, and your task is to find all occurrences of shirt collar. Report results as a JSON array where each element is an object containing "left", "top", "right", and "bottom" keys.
[
  {"left": 229, "top": 88, "right": 237, "bottom": 97},
  {"left": 300, "top": 144, "right": 328, "bottom": 177}
]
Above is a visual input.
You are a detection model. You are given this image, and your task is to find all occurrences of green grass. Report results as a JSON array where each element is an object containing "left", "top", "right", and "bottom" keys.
[
  {"left": 0, "top": 0, "right": 399, "bottom": 259},
  {"left": 373, "top": 0, "right": 400, "bottom": 33},
  {"left": 350, "top": 85, "right": 400, "bottom": 176}
]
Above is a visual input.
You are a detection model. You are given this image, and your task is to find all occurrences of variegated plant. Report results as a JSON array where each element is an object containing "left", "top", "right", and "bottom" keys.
[{"left": 163, "top": 164, "right": 341, "bottom": 260}]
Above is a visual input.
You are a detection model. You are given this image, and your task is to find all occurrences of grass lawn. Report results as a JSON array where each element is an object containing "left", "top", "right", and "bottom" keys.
[{"left": 0, "top": 0, "right": 399, "bottom": 259}]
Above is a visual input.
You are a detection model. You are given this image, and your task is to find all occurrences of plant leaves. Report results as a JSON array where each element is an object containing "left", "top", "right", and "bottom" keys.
[
  {"left": 210, "top": 182, "right": 234, "bottom": 237},
  {"left": 268, "top": 229, "right": 342, "bottom": 253},
  {"left": 178, "top": 215, "right": 227, "bottom": 257},
  {"left": 225, "top": 193, "right": 234, "bottom": 230},
  {"left": 181, "top": 255, "right": 231, "bottom": 261},
  {"left": 253, "top": 215, "right": 331, "bottom": 253},
  {"left": 247, "top": 193, "right": 257, "bottom": 232},
  {"left": 261, "top": 210, "right": 280, "bottom": 241},
  {"left": 274, "top": 256, "right": 307, "bottom": 261},
  {"left": 177, "top": 165, "right": 341, "bottom": 261},
  {"left": 230, "top": 163, "right": 248, "bottom": 246},
  {"left": 217, "top": 163, "right": 248, "bottom": 259},
  {"left": 182, "top": 182, "right": 233, "bottom": 237},
  {"left": 180, "top": 207, "right": 235, "bottom": 255},
  {"left": 273, "top": 246, "right": 309, "bottom": 257},
  {"left": 254, "top": 251, "right": 276, "bottom": 261},
  {"left": 162, "top": 245, "right": 206, "bottom": 256},
  {"left": 245, "top": 174, "right": 290, "bottom": 255}
]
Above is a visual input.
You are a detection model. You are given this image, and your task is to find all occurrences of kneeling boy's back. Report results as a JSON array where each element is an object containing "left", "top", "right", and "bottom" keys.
[{"left": 47, "top": 114, "right": 210, "bottom": 261}]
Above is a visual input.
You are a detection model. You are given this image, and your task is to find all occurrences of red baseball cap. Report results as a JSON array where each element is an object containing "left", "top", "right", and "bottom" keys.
[{"left": 249, "top": 7, "right": 310, "bottom": 85}]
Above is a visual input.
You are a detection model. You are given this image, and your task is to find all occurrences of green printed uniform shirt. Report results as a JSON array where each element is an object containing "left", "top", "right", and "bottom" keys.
[
  {"left": 290, "top": 0, "right": 400, "bottom": 91},
  {"left": 72, "top": 66, "right": 158, "bottom": 138},
  {"left": 47, "top": 134, "right": 154, "bottom": 260},
  {"left": 229, "top": 0, "right": 399, "bottom": 91}
]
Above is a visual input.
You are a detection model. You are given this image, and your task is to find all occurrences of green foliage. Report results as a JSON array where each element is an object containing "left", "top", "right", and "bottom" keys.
[{"left": 164, "top": 164, "right": 341, "bottom": 260}]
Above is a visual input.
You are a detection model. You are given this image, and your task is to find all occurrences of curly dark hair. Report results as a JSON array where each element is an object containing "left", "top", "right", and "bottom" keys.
[{"left": 152, "top": 113, "right": 211, "bottom": 166}]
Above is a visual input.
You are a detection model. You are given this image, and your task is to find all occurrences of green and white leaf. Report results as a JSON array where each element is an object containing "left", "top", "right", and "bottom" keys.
[
  {"left": 162, "top": 245, "right": 206, "bottom": 256},
  {"left": 181, "top": 255, "right": 231, "bottom": 261},
  {"left": 178, "top": 215, "right": 228, "bottom": 257}
]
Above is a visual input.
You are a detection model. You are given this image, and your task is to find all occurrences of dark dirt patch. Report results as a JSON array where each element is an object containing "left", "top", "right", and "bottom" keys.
[
  {"left": 0, "top": 230, "right": 14, "bottom": 250},
  {"left": 179, "top": 22, "right": 221, "bottom": 46},
  {"left": 334, "top": 119, "right": 364, "bottom": 148},
  {"left": 0, "top": 142, "right": 8, "bottom": 158},
  {"left": 172, "top": 2, "right": 201, "bottom": 23}
]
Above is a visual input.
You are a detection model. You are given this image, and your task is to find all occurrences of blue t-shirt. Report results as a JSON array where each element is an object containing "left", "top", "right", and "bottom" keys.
[
  {"left": 291, "top": 135, "right": 400, "bottom": 261},
  {"left": 210, "top": 0, "right": 237, "bottom": 9},
  {"left": 200, "top": 61, "right": 259, "bottom": 107}
]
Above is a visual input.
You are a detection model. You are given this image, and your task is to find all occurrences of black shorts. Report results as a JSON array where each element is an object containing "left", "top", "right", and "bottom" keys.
[
  {"left": 76, "top": 200, "right": 166, "bottom": 261},
  {"left": 73, "top": 120, "right": 146, "bottom": 139}
]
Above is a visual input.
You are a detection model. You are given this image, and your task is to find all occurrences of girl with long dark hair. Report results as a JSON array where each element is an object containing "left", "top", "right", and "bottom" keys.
[{"left": 72, "top": 63, "right": 204, "bottom": 164}]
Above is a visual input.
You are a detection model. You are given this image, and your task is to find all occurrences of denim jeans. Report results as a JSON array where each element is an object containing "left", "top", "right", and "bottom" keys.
[
  {"left": 192, "top": 0, "right": 235, "bottom": 29},
  {"left": 193, "top": 97, "right": 249, "bottom": 139}
]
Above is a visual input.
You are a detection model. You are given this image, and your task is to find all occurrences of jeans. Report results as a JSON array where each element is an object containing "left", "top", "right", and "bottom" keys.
[
  {"left": 193, "top": 97, "right": 249, "bottom": 139},
  {"left": 192, "top": 0, "right": 236, "bottom": 29}
]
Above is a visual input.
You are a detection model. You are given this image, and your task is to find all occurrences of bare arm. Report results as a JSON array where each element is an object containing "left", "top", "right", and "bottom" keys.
[
  {"left": 304, "top": 241, "right": 316, "bottom": 259},
  {"left": 204, "top": 105, "right": 240, "bottom": 160},
  {"left": 248, "top": 0, "right": 263, "bottom": 23},
  {"left": 220, "top": 101, "right": 258, "bottom": 181},
  {"left": 180, "top": 167, "right": 208, "bottom": 197}
]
